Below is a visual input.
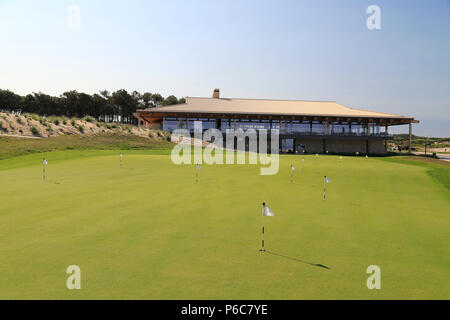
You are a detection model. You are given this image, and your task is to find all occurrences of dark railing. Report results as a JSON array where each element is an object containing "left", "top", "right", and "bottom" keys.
[{"left": 180, "top": 128, "right": 393, "bottom": 138}]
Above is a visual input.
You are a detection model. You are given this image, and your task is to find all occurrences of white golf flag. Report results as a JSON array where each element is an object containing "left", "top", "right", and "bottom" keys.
[
  {"left": 263, "top": 205, "right": 275, "bottom": 217},
  {"left": 302, "top": 158, "right": 305, "bottom": 163},
  {"left": 43, "top": 159, "right": 48, "bottom": 166},
  {"left": 120, "top": 153, "right": 123, "bottom": 158},
  {"left": 325, "top": 177, "right": 331, "bottom": 183},
  {"left": 340, "top": 156, "right": 343, "bottom": 160},
  {"left": 196, "top": 164, "right": 202, "bottom": 170},
  {"left": 291, "top": 165, "right": 296, "bottom": 171}
]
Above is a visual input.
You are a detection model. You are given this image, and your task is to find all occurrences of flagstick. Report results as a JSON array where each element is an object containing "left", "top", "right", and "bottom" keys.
[
  {"left": 43, "top": 162, "right": 46, "bottom": 181},
  {"left": 323, "top": 176, "right": 326, "bottom": 201},
  {"left": 260, "top": 202, "right": 265, "bottom": 253}
]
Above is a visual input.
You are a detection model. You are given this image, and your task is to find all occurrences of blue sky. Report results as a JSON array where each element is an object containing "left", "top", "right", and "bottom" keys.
[{"left": 0, "top": 0, "right": 449, "bottom": 136}]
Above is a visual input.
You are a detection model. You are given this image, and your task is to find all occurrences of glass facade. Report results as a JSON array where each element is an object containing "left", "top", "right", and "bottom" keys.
[{"left": 162, "top": 117, "right": 387, "bottom": 136}]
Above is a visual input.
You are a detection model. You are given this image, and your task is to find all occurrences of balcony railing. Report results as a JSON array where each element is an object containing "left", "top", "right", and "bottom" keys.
[
  {"left": 181, "top": 128, "right": 392, "bottom": 138},
  {"left": 278, "top": 131, "right": 393, "bottom": 137}
]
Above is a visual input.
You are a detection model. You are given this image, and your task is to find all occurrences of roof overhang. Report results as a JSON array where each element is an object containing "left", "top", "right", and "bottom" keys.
[
  {"left": 135, "top": 110, "right": 417, "bottom": 126},
  {"left": 134, "top": 96, "right": 418, "bottom": 126}
]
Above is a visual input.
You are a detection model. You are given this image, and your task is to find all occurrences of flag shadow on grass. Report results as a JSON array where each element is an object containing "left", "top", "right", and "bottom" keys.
[{"left": 265, "top": 251, "right": 330, "bottom": 270}]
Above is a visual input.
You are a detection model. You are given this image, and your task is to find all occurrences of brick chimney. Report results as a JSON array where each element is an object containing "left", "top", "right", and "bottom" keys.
[{"left": 212, "top": 88, "right": 220, "bottom": 99}]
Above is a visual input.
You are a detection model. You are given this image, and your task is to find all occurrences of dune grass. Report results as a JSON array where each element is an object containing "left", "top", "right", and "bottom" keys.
[{"left": 0, "top": 150, "right": 448, "bottom": 299}]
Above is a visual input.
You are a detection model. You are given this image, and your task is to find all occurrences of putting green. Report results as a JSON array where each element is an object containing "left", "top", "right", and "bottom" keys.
[{"left": 0, "top": 150, "right": 449, "bottom": 299}]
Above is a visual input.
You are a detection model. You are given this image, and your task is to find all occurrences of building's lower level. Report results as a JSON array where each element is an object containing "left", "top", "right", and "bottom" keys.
[{"left": 218, "top": 132, "right": 391, "bottom": 155}]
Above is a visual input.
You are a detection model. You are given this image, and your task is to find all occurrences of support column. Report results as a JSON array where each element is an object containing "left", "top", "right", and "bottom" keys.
[
  {"left": 310, "top": 121, "right": 313, "bottom": 135},
  {"left": 409, "top": 121, "right": 412, "bottom": 152},
  {"left": 280, "top": 119, "right": 282, "bottom": 134},
  {"left": 385, "top": 125, "right": 388, "bottom": 135}
]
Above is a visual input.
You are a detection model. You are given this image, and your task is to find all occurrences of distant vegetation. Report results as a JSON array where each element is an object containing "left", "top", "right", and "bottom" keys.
[
  {"left": 392, "top": 134, "right": 450, "bottom": 152},
  {"left": 0, "top": 89, "right": 186, "bottom": 125},
  {"left": 393, "top": 134, "right": 449, "bottom": 146}
]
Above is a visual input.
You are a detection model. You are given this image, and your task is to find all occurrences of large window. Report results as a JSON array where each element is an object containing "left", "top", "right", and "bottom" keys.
[
  {"left": 331, "top": 123, "right": 349, "bottom": 135},
  {"left": 292, "top": 122, "right": 310, "bottom": 133},
  {"left": 311, "top": 122, "right": 323, "bottom": 134},
  {"left": 163, "top": 118, "right": 181, "bottom": 132}
]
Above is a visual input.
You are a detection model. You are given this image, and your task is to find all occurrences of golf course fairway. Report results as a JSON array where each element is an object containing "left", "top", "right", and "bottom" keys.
[{"left": 0, "top": 150, "right": 449, "bottom": 299}]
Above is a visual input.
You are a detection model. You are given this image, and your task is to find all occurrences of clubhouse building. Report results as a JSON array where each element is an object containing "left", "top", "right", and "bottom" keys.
[{"left": 134, "top": 89, "right": 418, "bottom": 155}]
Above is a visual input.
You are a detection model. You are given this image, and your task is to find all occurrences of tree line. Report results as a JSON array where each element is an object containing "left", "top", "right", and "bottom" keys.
[{"left": 0, "top": 89, "right": 185, "bottom": 123}]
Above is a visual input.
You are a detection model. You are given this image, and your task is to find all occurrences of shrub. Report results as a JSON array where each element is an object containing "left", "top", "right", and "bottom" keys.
[
  {"left": 30, "top": 126, "right": 39, "bottom": 136},
  {"left": 24, "top": 113, "right": 38, "bottom": 121},
  {"left": 84, "top": 116, "right": 94, "bottom": 123},
  {"left": 78, "top": 125, "right": 84, "bottom": 133},
  {"left": 62, "top": 117, "right": 67, "bottom": 125},
  {"left": 53, "top": 119, "right": 60, "bottom": 125},
  {"left": 71, "top": 119, "right": 76, "bottom": 126},
  {"left": 16, "top": 117, "right": 23, "bottom": 124}
]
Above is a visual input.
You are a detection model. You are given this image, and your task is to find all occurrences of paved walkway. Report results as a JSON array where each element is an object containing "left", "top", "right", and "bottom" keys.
[
  {"left": 0, "top": 134, "right": 41, "bottom": 139},
  {"left": 411, "top": 151, "right": 450, "bottom": 162},
  {"left": 436, "top": 153, "right": 450, "bottom": 162}
]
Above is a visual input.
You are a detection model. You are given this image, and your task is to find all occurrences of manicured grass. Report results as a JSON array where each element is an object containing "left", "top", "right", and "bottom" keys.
[
  {"left": 0, "top": 151, "right": 449, "bottom": 299},
  {"left": 0, "top": 134, "right": 172, "bottom": 160}
]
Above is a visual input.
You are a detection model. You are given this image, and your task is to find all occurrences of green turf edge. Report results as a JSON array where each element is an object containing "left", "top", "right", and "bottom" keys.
[{"left": 377, "top": 156, "right": 450, "bottom": 190}]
